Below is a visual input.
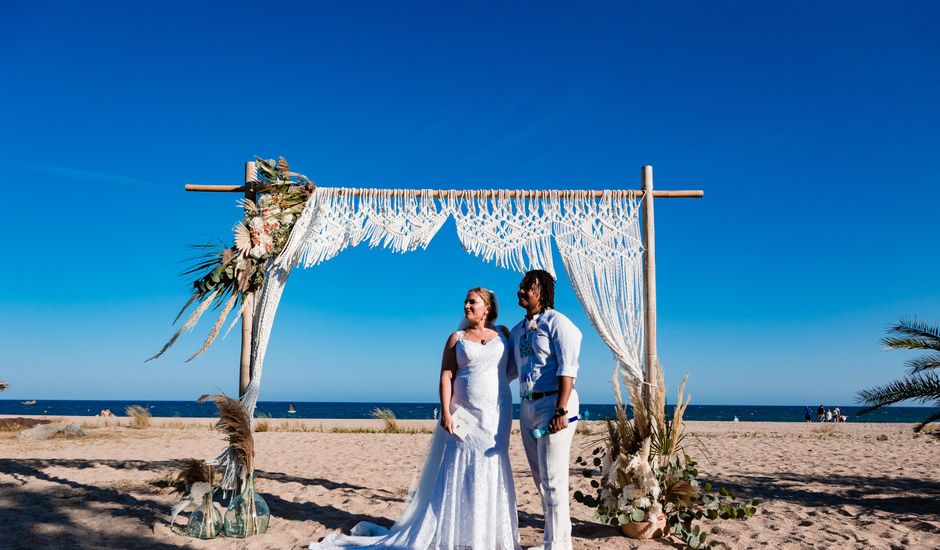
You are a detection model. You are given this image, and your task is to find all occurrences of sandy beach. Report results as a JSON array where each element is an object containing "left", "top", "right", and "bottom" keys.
[{"left": 1, "top": 416, "right": 938, "bottom": 549}]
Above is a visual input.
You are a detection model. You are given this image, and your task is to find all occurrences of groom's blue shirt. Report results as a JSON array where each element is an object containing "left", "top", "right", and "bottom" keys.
[{"left": 509, "top": 309, "right": 582, "bottom": 399}]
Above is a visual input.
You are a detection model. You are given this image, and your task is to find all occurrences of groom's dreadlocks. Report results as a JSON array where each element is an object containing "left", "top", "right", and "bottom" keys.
[{"left": 522, "top": 269, "right": 555, "bottom": 311}]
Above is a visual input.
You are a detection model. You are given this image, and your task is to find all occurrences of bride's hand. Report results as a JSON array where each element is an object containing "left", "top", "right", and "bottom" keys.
[{"left": 440, "top": 414, "right": 454, "bottom": 434}]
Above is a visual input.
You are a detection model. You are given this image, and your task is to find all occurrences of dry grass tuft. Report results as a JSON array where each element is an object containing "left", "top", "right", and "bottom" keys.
[
  {"left": 371, "top": 407, "right": 402, "bottom": 433},
  {"left": 811, "top": 424, "right": 836, "bottom": 435},
  {"left": 254, "top": 413, "right": 272, "bottom": 433},
  {"left": 125, "top": 405, "right": 151, "bottom": 429},
  {"left": 0, "top": 417, "right": 52, "bottom": 432}
]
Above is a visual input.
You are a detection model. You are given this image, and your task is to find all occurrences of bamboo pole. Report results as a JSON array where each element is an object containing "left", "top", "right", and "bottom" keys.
[
  {"left": 239, "top": 162, "right": 256, "bottom": 399},
  {"left": 641, "top": 165, "right": 658, "bottom": 405},
  {"left": 185, "top": 184, "right": 703, "bottom": 198}
]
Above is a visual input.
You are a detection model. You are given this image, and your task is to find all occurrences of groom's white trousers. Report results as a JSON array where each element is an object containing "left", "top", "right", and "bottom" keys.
[{"left": 520, "top": 389, "right": 579, "bottom": 550}]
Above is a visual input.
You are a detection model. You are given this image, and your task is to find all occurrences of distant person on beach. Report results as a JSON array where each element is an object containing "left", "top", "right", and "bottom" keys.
[
  {"left": 825, "top": 409, "right": 833, "bottom": 422},
  {"left": 817, "top": 404, "right": 825, "bottom": 422},
  {"left": 98, "top": 409, "right": 113, "bottom": 417},
  {"left": 833, "top": 406, "right": 843, "bottom": 422},
  {"left": 310, "top": 287, "right": 519, "bottom": 548},
  {"left": 510, "top": 269, "right": 582, "bottom": 550},
  {"left": 804, "top": 406, "right": 813, "bottom": 422},
  {"left": 432, "top": 407, "right": 439, "bottom": 420}
]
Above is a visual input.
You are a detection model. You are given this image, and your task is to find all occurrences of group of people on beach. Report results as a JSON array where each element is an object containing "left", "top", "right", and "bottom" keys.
[
  {"left": 311, "top": 269, "right": 581, "bottom": 550},
  {"left": 804, "top": 404, "right": 845, "bottom": 423}
]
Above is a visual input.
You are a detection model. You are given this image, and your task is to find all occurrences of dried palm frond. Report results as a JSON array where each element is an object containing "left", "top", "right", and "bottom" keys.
[
  {"left": 174, "top": 458, "right": 215, "bottom": 494},
  {"left": 234, "top": 222, "right": 252, "bottom": 255},
  {"left": 186, "top": 292, "right": 239, "bottom": 362},
  {"left": 198, "top": 394, "right": 254, "bottom": 473},
  {"left": 237, "top": 198, "right": 259, "bottom": 215},
  {"left": 662, "top": 477, "right": 699, "bottom": 509}
]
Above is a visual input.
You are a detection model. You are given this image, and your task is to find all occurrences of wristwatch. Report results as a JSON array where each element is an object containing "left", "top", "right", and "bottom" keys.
[{"left": 552, "top": 407, "right": 568, "bottom": 418}]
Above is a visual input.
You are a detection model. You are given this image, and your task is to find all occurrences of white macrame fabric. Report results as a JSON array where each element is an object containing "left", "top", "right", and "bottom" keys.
[
  {"left": 552, "top": 191, "right": 645, "bottom": 382},
  {"left": 449, "top": 191, "right": 555, "bottom": 275},
  {"left": 360, "top": 189, "right": 450, "bottom": 253},
  {"left": 213, "top": 187, "right": 646, "bottom": 489}
]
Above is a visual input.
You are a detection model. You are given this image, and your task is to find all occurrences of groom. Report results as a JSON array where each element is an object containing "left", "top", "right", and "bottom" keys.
[{"left": 511, "top": 269, "right": 582, "bottom": 550}]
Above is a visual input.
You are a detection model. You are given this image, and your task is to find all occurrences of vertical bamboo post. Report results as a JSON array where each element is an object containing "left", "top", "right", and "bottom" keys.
[
  {"left": 641, "top": 165, "right": 658, "bottom": 406},
  {"left": 239, "top": 161, "right": 256, "bottom": 398}
]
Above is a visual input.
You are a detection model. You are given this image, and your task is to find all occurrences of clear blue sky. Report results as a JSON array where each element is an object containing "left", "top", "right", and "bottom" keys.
[{"left": 2, "top": 1, "right": 938, "bottom": 406}]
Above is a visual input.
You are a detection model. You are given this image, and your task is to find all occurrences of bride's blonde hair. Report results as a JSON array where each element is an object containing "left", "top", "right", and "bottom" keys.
[{"left": 468, "top": 287, "right": 498, "bottom": 324}]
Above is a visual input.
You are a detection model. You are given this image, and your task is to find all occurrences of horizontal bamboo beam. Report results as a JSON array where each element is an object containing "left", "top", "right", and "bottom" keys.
[{"left": 185, "top": 184, "right": 703, "bottom": 198}]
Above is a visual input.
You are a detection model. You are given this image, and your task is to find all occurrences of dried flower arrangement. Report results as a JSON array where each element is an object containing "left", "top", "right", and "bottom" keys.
[{"left": 574, "top": 367, "right": 760, "bottom": 548}]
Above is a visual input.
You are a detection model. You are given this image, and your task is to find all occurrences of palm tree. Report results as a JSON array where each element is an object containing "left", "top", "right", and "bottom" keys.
[{"left": 857, "top": 318, "right": 940, "bottom": 433}]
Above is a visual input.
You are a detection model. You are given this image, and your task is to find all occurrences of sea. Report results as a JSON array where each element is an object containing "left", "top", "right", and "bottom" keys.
[{"left": 0, "top": 400, "right": 936, "bottom": 423}]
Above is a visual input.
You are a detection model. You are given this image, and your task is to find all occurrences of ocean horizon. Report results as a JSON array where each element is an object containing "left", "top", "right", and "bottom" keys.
[{"left": 1, "top": 399, "right": 935, "bottom": 423}]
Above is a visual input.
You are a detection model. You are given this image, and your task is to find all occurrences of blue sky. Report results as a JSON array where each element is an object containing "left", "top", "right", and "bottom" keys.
[{"left": 1, "top": 1, "right": 938, "bottom": 406}]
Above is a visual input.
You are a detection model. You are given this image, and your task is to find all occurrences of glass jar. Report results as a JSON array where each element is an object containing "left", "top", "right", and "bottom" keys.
[
  {"left": 186, "top": 491, "right": 223, "bottom": 539},
  {"left": 223, "top": 474, "right": 270, "bottom": 537}
]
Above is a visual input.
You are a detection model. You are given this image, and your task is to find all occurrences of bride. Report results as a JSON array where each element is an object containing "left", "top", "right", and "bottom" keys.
[{"left": 310, "top": 287, "right": 520, "bottom": 549}]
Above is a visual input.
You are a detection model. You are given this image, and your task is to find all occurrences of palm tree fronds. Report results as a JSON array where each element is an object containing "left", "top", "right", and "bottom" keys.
[
  {"left": 889, "top": 318, "right": 940, "bottom": 343},
  {"left": 856, "top": 371, "right": 940, "bottom": 415},
  {"left": 186, "top": 292, "right": 239, "bottom": 362},
  {"left": 198, "top": 394, "right": 254, "bottom": 473},
  {"left": 882, "top": 337, "right": 940, "bottom": 352},
  {"left": 904, "top": 352, "right": 940, "bottom": 375}
]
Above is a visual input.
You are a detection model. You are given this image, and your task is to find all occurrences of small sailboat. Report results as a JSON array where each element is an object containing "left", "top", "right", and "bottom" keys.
[
  {"left": 288, "top": 403, "right": 296, "bottom": 414},
  {"left": 22, "top": 400, "right": 37, "bottom": 405}
]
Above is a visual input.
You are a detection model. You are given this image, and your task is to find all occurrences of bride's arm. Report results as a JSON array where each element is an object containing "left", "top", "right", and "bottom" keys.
[{"left": 439, "top": 332, "right": 459, "bottom": 434}]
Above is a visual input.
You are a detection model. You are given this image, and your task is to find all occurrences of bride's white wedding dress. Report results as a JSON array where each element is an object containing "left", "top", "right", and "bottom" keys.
[{"left": 309, "top": 330, "right": 520, "bottom": 550}]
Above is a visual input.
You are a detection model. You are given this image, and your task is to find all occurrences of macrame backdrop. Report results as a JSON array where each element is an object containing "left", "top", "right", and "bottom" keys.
[{"left": 212, "top": 187, "right": 646, "bottom": 489}]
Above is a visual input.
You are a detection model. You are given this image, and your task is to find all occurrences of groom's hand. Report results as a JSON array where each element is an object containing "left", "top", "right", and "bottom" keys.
[{"left": 548, "top": 414, "right": 568, "bottom": 433}]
